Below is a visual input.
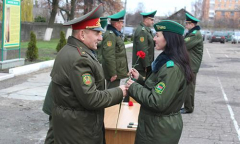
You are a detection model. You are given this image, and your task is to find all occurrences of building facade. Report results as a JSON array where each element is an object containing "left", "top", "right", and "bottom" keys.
[{"left": 202, "top": 0, "right": 240, "bottom": 28}]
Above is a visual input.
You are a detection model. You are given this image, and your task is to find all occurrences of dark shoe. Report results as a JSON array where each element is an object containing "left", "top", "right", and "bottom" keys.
[{"left": 180, "top": 108, "right": 192, "bottom": 114}]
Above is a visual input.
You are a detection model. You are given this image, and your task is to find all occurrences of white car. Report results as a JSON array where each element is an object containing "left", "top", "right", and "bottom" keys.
[{"left": 232, "top": 32, "right": 240, "bottom": 44}]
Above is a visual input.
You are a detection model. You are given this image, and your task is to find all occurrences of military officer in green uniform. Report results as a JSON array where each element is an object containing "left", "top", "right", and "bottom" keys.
[
  {"left": 101, "top": 10, "right": 129, "bottom": 88},
  {"left": 96, "top": 17, "right": 108, "bottom": 63},
  {"left": 132, "top": 10, "right": 157, "bottom": 77},
  {"left": 181, "top": 13, "right": 203, "bottom": 114},
  {"left": 50, "top": 4, "right": 127, "bottom": 144},
  {"left": 126, "top": 20, "right": 194, "bottom": 144}
]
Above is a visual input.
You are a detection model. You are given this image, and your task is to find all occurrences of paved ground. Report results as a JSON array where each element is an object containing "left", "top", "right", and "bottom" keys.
[{"left": 0, "top": 42, "right": 240, "bottom": 144}]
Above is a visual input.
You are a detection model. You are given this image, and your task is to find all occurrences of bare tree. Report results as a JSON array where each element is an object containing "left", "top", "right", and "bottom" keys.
[
  {"left": 125, "top": 2, "right": 145, "bottom": 26},
  {"left": 48, "top": 0, "right": 59, "bottom": 26},
  {"left": 191, "top": 0, "right": 203, "bottom": 19}
]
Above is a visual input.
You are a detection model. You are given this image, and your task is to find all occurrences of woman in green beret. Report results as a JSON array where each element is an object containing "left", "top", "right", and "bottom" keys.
[{"left": 126, "top": 20, "right": 194, "bottom": 144}]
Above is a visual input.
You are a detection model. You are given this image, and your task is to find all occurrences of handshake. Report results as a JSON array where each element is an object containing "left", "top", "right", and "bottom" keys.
[{"left": 119, "top": 68, "right": 139, "bottom": 97}]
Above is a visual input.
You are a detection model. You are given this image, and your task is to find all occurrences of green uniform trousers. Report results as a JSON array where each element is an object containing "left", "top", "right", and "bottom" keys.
[
  {"left": 44, "top": 116, "right": 54, "bottom": 144},
  {"left": 184, "top": 73, "right": 197, "bottom": 113}
]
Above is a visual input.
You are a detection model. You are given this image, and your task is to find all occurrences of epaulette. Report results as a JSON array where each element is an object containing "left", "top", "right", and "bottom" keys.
[
  {"left": 77, "top": 47, "right": 88, "bottom": 57},
  {"left": 166, "top": 60, "right": 174, "bottom": 68},
  {"left": 192, "top": 30, "right": 197, "bottom": 34},
  {"left": 142, "top": 27, "right": 145, "bottom": 31}
]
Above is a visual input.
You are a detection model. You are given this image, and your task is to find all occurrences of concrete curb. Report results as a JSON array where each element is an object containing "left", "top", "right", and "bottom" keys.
[
  {"left": 9, "top": 60, "right": 54, "bottom": 76},
  {"left": 0, "top": 43, "right": 133, "bottom": 81},
  {"left": 125, "top": 43, "right": 133, "bottom": 49},
  {"left": 0, "top": 73, "right": 15, "bottom": 81}
]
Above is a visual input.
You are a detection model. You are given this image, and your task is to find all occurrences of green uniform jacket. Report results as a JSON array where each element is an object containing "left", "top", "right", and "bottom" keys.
[
  {"left": 132, "top": 22, "right": 154, "bottom": 71},
  {"left": 101, "top": 28, "right": 128, "bottom": 80},
  {"left": 184, "top": 29, "right": 203, "bottom": 73},
  {"left": 96, "top": 41, "right": 102, "bottom": 63},
  {"left": 42, "top": 81, "right": 53, "bottom": 115},
  {"left": 128, "top": 61, "right": 187, "bottom": 144},
  {"left": 50, "top": 36, "right": 123, "bottom": 144}
]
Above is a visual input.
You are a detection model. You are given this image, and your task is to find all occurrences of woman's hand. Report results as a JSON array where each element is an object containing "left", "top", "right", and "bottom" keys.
[
  {"left": 126, "top": 79, "right": 135, "bottom": 90},
  {"left": 128, "top": 68, "right": 139, "bottom": 80}
]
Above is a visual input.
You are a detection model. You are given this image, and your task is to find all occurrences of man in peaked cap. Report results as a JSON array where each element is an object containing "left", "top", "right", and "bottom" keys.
[
  {"left": 132, "top": 10, "right": 157, "bottom": 78},
  {"left": 50, "top": 4, "right": 127, "bottom": 144},
  {"left": 100, "top": 10, "right": 129, "bottom": 90},
  {"left": 181, "top": 13, "right": 203, "bottom": 114}
]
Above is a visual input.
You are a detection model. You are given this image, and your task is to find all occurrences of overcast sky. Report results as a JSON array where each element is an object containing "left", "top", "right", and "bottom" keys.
[{"left": 123, "top": 0, "right": 195, "bottom": 16}]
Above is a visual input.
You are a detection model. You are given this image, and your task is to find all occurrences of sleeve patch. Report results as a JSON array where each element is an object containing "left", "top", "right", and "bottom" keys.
[
  {"left": 140, "top": 37, "right": 144, "bottom": 42},
  {"left": 107, "top": 41, "right": 112, "bottom": 47},
  {"left": 155, "top": 82, "right": 165, "bottom": 94},
  {"left": 82, "top": 73, "right": 92, "bottom": 86}
]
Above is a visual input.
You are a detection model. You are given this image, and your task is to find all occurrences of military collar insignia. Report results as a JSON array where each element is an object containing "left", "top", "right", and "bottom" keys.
[{"left": 166, "top": 60, "right": 174, "bottom": 68}]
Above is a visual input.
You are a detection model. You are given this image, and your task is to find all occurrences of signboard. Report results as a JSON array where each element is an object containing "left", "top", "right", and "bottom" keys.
[{"left": 2, "top": 0, "right": 21, "bottom": 48}]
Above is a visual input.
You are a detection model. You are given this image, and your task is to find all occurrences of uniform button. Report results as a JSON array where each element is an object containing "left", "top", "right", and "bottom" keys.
[{"left": 82, "top": 52, "right": 85, "bottom": 54}]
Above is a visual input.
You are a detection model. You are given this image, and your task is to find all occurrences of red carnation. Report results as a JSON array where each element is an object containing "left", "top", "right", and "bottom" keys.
[
  {"left": 128, "top": 101, "right": 133, "bottom": 106},
  {"left": 136, "top": 51, "right": 146, "bottom": 59},
  {"left": 132, "top": 50, "right": 146, "bottom": 68}
]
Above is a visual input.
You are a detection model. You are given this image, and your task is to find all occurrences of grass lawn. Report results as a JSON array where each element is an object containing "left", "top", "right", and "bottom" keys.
[
  {"left": 12, "top": 39, "right": 133, "bottom": 64},
  {"left": 21, "top": 39, "right": 59, "bottom": 49}
]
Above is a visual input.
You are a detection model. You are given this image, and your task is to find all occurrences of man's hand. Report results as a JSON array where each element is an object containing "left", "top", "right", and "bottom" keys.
[{"left": 110, "top": 75, "right": 117, "bottom": 82}]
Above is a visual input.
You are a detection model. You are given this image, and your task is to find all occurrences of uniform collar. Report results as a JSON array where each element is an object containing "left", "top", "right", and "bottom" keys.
[
  {"left": 107, "top": 24, "right": 122, "bottom": 36},
  {"left": 151, "top": 51, "right": 171, "bottom": 73},
  {"left": 67, "top": 36, "right": 98, "bottom": 61},
  {"left": 140, "top": 22, "right": 151, "bottom": 32},
  {"left": 185, "top": 25, "right": 200, "bottom": 37}
]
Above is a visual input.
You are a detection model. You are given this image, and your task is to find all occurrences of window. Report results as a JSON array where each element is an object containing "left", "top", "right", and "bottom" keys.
[
  {"left": 222, "top": 11, "right": 225, "bottom": 16},
  {"left": 231, "top": 12, "right": 234, "bottom": 16}
]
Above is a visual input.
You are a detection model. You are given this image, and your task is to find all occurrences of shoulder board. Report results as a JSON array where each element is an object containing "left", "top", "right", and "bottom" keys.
[
  {"left": 77, "top": 47, "right": 88, "bottom": 57},
  {"left": 142, "top": 27, "right": 145, "bottom": 31},
  {"left": 109, "top": 30, "right": 113, "bottom": 34},
  {"left": 192, "top": 30, "right": 197, "bottom": 34},
  {"left": 166, "top": 60, "right": 174, "bottom": 68}
]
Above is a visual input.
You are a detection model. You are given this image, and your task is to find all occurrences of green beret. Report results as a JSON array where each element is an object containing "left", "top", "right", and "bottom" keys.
[
  {"left": 186, "top": 13, "right": 200, "bottom": 23},
  {"left": 140, "top": 10, "right": 157, "bottom": 18},
  {"left": 153, "top": 20, "right": 185, "bottom": 35},
  {"left": 100, "top": 17, "right": 108, "bottom": 29},
  {"left": 108, "top": 10, "right": 126, "bottom": 21}
]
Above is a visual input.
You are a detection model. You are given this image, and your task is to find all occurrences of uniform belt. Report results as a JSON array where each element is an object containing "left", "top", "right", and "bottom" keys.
[
  {"left": 142, "top": 109, "right": 180, "bottom": 117},
  {"left": 56, "top": 105, "right": 85, "bottom": 111}
]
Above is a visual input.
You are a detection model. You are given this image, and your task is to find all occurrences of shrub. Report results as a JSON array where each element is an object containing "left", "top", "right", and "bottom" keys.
[
  {"left": 56, "top": 31, "right": 66, "bottom": 52},
  {"left": 124, "top": 36, "right": 128, "bottom": 42},
  {"left": 34, "top": 16, "right": 46, "bottom": 22},
  {"left": 26, "top": 31, "right": 38, "bottom": 61}
]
